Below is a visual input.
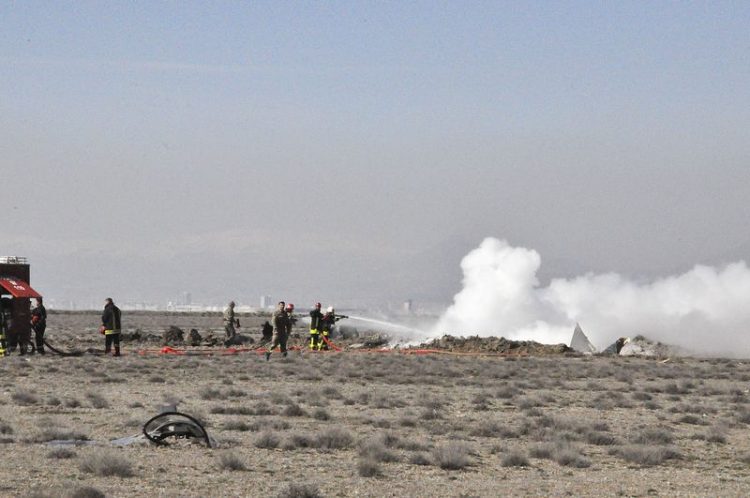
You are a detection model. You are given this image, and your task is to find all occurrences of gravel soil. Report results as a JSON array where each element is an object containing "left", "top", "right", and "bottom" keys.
[{"left": 1, "top": 312, "right": 749, "bottom": 497}]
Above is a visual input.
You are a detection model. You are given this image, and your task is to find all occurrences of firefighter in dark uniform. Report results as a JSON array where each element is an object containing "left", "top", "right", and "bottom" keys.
[
  {"left": 30, "top": 297, "right": 47, "bottom": 354},
  {"left": 309, "top": 302, "right": 323, "bottom": 350},
  {"left": 319, "top": 306, "right": 339, "bottom": 351},
  {"left": 101, "top": 297, "right": 122, "bottom": 357},
  {"left": 0, "top": 297, "right": 10, "bottom": 356}
]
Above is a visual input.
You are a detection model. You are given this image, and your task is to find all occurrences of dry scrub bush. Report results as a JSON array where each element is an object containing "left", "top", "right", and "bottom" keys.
[
  {"left": 282, "top": 433, "right": 315, "bottom": 450},
  {"left": 277, "top": 483, "right": 323, "bottom": 498},
  {"left": 431, "top": 442, "right": 472, "bottom": 470},
  {"left": 255, "top": 431, "right": 281, "bottom": 449},
  {"left": 396, "top": 438, "right": 430, "bottom": 452},
  {"left": 223, "top": 420, "right": 253, "bottom": 432},
  {"left": 501, "top": 449, "right": 530, "bottom": 467},
  {"left": 316, "top": 427, "right": 354, "bottom": 450},
  {"left": 585, "top": 431, "right": 619, "bottom": 446},
  {"left": 253, "top": 401, "right": 278, "bottom": 416},
  {"left": 610, "top": 445, "right": 681, "bottom": 466},
  {"left": 0, "top": 421, "right": 13, "bottom": 435},
  {"left": 28, "top": 486, "right": 105, "bottom": 498},
  {"left": 312, "top": 408, "right": 331, "bottom": 421},
  {"left": 47, "top": 447, "right": 76, "bottom": 459},
  {"left": 398, "top": 417, "right": 417, "bottom": 427},
  {"left": 678, "top": 414, "right": 707, "bottom": 425},
  {"left": 211, "top": 405, "right": 253, "bottom": 415},
  {"left": 359, "top": 438, "right": 399, "bottom": 463},
  {"left": 199, "top": 387, "right": 226, "bottom": 401},
  {"left": 691, "top": 426, "right": 727, "bottom": 444},
  {"left": 630, "top": 427, "right": 674, "bottom": 445},
  {"left": 357, "top": 456, "right": 382, "bottom": 477},
  {"left": 530, "top": 441, "right": 590, "bottom": 467},
  {"left": 29, "top": 427, "right": 89, "bottom": 443},
  {"left": 409, "top": 452, "right": 431, "bottom": 466},
  {"left": 64, "top": 398, "right": 82, "bottom": 408},
  {"left": 79, "top": 449, "right": 135, "bottom": 477},
  {"left": 282, "top": 403, "right": 307, "bottom": 417},
  {"left": 217, "top": 452, "right": 248, "bottom": 471},
  {"left": 85, "top": 392, "right": 109, "bottom": 409},
  {"left": 11, "top": 390, "right": 39, "bottom": 406},
  {"left": 68, "top": 487, "right": 106, "bottom": 498}
]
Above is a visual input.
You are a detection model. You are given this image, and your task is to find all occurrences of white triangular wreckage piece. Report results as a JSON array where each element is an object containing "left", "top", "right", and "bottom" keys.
[{"left": 570, "top": 323, "right": 597, "bottom": 354}]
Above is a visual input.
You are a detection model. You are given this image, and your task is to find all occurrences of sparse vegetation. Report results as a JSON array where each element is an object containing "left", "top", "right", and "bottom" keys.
[
  {"left": 316, "top": 427, "right": 354, "bottom": 450},
  {"left": 611, "top": 445, "right": 681, "bottom": 466},
  {"left": 501, "top": 449, "right": 530, "bottom": 467},
  {"left": 217, "top": 451, "right": 248, "bottom": 471},
  {"left": 254, "top": 431, "right": 280, "bottom": 449},
  {"left": 79, "top": 449, "right": 134, "bottom": 477},
  {"left": 277, "top": 483, "right": 323, "bottom": 498},
  {"left": 357, "top": 457, "right": 382, "bottom": 477},
  {"left": 431, "top": 442, "right": 472, "bottom": 470}
]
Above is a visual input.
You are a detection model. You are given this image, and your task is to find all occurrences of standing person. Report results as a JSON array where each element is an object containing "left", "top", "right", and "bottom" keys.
[
  {"left": 319, "top": 306, "right": 347, "bottom": 350},
  {"left": 319, "top": 306, "right": 337, "bottom": 351},
  {"left": 30, "top": 297, "right": 47, "bottom": 355},
  {"left": 265, "top": 301, "right": 290, "bottom": 361},
  {"left": 223, "top": 301, "right": 239, "bottom": 343},
  {"left": 101, "top": 297, "right": 122, "bottom": 357},
  {"left": 309, "top": 302, "right": 323, "bottom": 350},
  {"left": 0, "top": 298, "right": 10, "bottom": 356}
]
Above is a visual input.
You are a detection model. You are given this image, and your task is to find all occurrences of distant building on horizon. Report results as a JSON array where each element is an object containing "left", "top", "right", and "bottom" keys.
[{"left": 260, "top": 295, "right": 271, "bottom": 309}]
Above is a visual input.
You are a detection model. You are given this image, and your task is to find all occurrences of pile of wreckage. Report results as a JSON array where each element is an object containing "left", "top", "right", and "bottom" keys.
[
  {"left": 414, "top": 324, "right": 678, "bottom": 359},
  {"left": 570, "top": 323, "right": 678, "bottom": 358},
  {"left": 417, "top": 335, "right": 572, "bottom": 355}
]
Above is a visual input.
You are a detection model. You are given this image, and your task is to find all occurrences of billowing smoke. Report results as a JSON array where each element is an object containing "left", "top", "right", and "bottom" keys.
[{"left": 433, "top": 237, "right": 750, "bottom": 357}]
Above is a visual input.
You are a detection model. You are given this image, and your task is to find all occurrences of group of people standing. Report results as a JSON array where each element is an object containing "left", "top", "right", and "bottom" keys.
[
  {"left": 221, "top": 300, "right": 344, "bottom": 360},
  {"left": 308, "top": 302, "right": 343, "bottom": 351},
  {"left": 0, "top": 297, "right": 47, "bottom": 356}
]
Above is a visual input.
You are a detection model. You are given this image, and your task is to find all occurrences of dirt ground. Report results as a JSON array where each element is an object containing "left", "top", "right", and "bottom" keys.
[{"left": 2, "top": 311, "right": 750, "bottom": 497}]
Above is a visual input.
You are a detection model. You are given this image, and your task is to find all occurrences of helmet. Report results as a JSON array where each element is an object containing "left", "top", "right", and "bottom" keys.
[
  {"left": 286, "top": 303, "right": 295, "bottom": 312},
  {"left": 326, "top": 306, "right": 334, "bottom": 313},
  {"left": 315, "top": 302, "right": 321, "bottom": 308}
]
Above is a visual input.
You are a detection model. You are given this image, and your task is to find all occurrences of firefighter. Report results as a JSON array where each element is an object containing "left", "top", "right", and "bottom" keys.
[
  {"left": 319, "top": 306, "right": 339, "bottom": 351},
  {"left": 309, "top": 302, "right": 323, "bottom": 350},
  {"left": 265, "top": 301, "right": 291, "bottom": 361},
  {"left": 30, "top": 297, "right": 47, "bottom": 354},
  {"left": 223, "top": 301, "right": 239, "bottom": 342},
  {"left": 0, "top": 298, "right": 10, "bottom": 356},
  {"left": 101, "top": 297, "right": 122, "bottom": 356},
  {"left": 286, "top": 303, "right": 296, "bottom": 326}
]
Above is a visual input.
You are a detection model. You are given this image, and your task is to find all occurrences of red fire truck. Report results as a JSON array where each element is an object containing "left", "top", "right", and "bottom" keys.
[{"left": 0, "top": 257, "right": 43, "bottom": 355}]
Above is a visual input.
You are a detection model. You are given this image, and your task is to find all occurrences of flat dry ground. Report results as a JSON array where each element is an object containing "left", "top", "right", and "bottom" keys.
[{"left": 1, "top": 312, "right": 750, "bottom": 497}]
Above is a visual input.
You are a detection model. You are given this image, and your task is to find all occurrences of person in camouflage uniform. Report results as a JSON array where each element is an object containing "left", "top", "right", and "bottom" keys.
[
  {"left": 265, "top": 301, "right": 291, "bottom": 361},
  {"left": 223, "top": 301, "right": 239, "bottom": 342}
]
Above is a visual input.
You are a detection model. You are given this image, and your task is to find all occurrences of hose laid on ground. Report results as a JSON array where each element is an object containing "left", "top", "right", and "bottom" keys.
[{"left": 43, "top": 339, "right": 87, "bottom": 357}]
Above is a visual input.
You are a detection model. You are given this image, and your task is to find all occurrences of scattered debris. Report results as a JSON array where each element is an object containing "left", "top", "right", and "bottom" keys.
[
  {"left": 113, "top": 408, "right": 216, "bottom": 448},
  {"left": 363, "top": 334, "right": 390, "bottom": 349},
  {"left": 163, "top": 326, "right": 184, "bottom": 346},
  {"left": 603, "top": 337, "right": 630, "bottom": 355},
  {"left": 187, "top": 329, "right": 202, "bottom": 347},
  {"left": 619, "top": 335, "right": 678, "bottom": 359}
]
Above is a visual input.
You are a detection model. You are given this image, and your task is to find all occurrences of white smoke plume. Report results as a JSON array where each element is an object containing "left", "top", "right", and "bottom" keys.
[{"left": 433, "top": 237, "right": 750, "bottom": 357}]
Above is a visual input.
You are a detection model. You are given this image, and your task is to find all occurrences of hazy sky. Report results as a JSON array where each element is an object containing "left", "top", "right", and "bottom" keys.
[{"left": 1, "top": 2, "right": 749, "bottom": 309}]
